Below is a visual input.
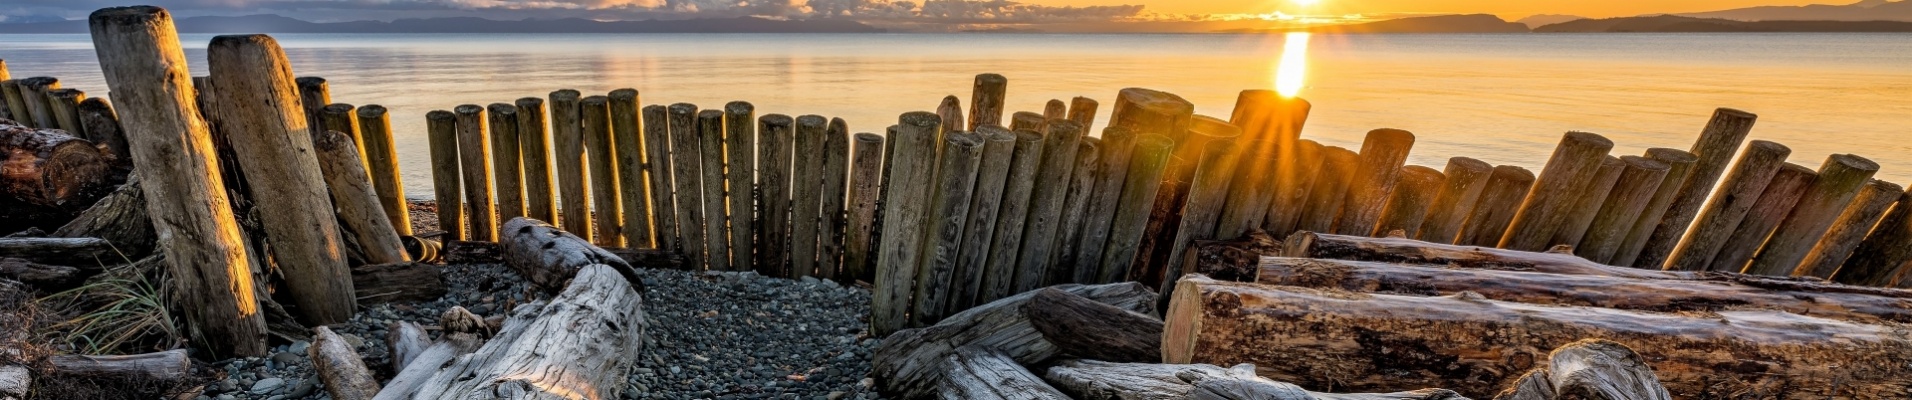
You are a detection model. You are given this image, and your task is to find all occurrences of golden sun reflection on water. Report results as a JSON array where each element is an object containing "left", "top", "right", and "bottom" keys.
[{"left": 1276, "top": 32, "right": 1311, "bottom": 98}]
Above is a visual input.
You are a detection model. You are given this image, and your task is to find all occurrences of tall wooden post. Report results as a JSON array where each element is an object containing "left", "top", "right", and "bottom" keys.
[
  {"left": 1136, "top": 114, "right": 1236, "bottom": 287},
  {"left": 668, "top": 104, "right": 706, "bottom": 268},
  {"left": 88, "top": 6, "right": 266, "bottom": 357},
  {"left": 950, "top": 127, "right": 1015, "bottom": 309},
  {"left": 758, "top": 114, "right": 795, "bottom": 277},
  {"left": 1753, "top": 154, "right": 1880, "bottom": 277},
  {"left": 697, "top": 110, "right": 732, "bottom": 271},
  {"left": 1073, "top": 126, "right": 1136, "bottom": 278},
  {"left": 1160, "top": 139, "right": 1244, "bottom": 299},
  {"left": 1053, "top": 139, "right": 1101, "bottom": 284},
  {"left": 1013, "top": 119, "right": 1085, "bottom": 293},
  {"left": 791, "top": 115, "right": 829, "bottom": 277},
  {"left": 640, "top": 104, "right": 678, "bottom": 252},
  {"left": 820, "top": 118, "right": 852, "bottom": 281},
  {"left": 1221, "top": 92, "right": 1310, "bottom": 236},
  {"left": 724, "top": 102, "right": 756, "bottom": 272},
  {"left": 486, "top": 103, "right": 526, "bottom": 224},
  {"left": 294, "top": 77, "right": 328, "bottom": 136},
  {"left": 1459, "top": 166, "right": 1536, "bottom": 247},
  {"left": 1614, "top": 148, "right": 1700, "bottom": 266},
  {"left": 979, "top": 130, "right": 1045, "bottom": 302},
  {"left": 872, "top": 111, "right": 940, "bottom": 336},
  {"left": 17, "top": 77, "right": 60, "bottom": 129},
  {"left": 844, "top": 132, "right": 885, "bottom": 283},
  {"left": 1576, "top": 156, "right": 1672, "bottom": 264},
  {"left": 1096, "top": 134, "right": 1175, "bottom": 284},
  {"left": 452, "top": 105, "right": 496, "bottom": 242},
  {"left": 1416, "top": 157, "right": 1492, "bottom": 244},
  {"left": 311, "top": 129, "right": 409, "bottom": 264},
  {"left": 1665, "top": 140, "right": 1791, "bottom": 271},
  {"left": 580, "top": 96, "right": 622, "bottom": 246},
  {"left": 1, "top": 80, "right": 31, "bottom": 128},
  {"left": 355, "top": 105, "right": 410, "bottom": 235},
  {"left": 515, "top": 98, "right": 558, "bottom": 224},
  {"left": 1636, "top": 109, "right": 1757, "bottom": 268},
  {"left": 609, "top": 89, "right": 652, "bottom": 248},
  {"left": 1799, "top": 180, "right": 1903, "bottom": 277},
  {"left": 1833, "top": 187, "right": 1912, "bottom": 286},
  {"left": 1501, "top": 131, "right": 1614, "bottom": 251},
  {"left": 1295, "top": 146, "right": 1359, "bottom": 235},
  {"left": 1263, "top": 139, "right": 1324, "bottom": 236},
  {"left": 1553, "top": 156, "right": 1626, "bottom": 247},
  {"left": 1375, "top": 165, "right": 1447, "bottom": 238},
  {"left": 1708, "top": 163, "right": 1816, "bottom": 273},
  {"left": 426, "top": 111, "right": 463, "bottom": 240},
  {"left": 1336, "top": 128, "right": 1415, "bottom": 236},
  {"left": 911, "top": 131, "right": 984, "bottom": 327},
  {"left": 967, "top": 73, "right": 1007, "bottom": 131},
  {"left": 47, "top": 89, "right": 88, "bottom": 137},
  {"left": 937, "top": 95, "right": 964, "bottom": 137},
  {"left": 1067, "top": 97, "right": 1098, "bottom": 133},
  {"left": 549, "top": 90, "right": 590, "bottom": 240}
]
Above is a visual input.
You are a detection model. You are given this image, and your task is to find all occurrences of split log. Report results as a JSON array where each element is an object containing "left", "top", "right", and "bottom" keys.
[
  {"left": 0, "top": 237, "right": 112, "bottom": 268},
  {"left": 373, "top": 332, "right": 479, "bottom": 400},
  {"left": 46, "top": 89, "right": 87, "bottom": 138},
  {"left": 1635, "top": 109, "right": 1757, "bottom": 269},
  {"left": 937, "top": 345, "right": 1071, "bottom": 400},
  {"left": 1043, "top": 360, "right": 1465, "bottom": 400},
  {"left": 15, "top": 77, "right": 57, "bottom": 129},
  {"left": 1, "top": 122, "right": 113, "bottom": 208},
  {"left": 1164, "top": 275, "right": 1912, "bottom": 398},
  {"left": 352, "top": 262, "right": 447, "bottom": 304},
  {"left": 387, "top": 321, "right": 430, "bottom": 373},
  {"left": 406, "top": 264, "right": 646, "bottom": 399},
  {"left": 46, "top": 349, "right": 191, "bottom": 384},
  {"left": 0, "top": 79, "right": 25, "bottom": 129},
  {"left": 872, "top": 282, "right": 1156, "bottom": 400},
  {"left": 310, "top": 326, "right": 380, "bottom": 400},
  {"left": 313, "top": 129, "right": 409, "bottom": 265},
  {"left": 499, "top": 217, "right": 636, "bottom": 290},
  {"left": 1025, "top": 287, "right": 1162, "bottom": 363},
  {"left": 1502, "top": 131, "right": 1614, "bottom": 251},
  {"left": 51, "top": 176, "right": 154, "bottom": 260}
]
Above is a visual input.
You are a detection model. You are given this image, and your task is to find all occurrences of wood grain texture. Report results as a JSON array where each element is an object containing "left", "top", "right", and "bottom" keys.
[
  {"left": 912, "top": 131, "right": 984, "bottom": 328},
  {"left": 355, "top": 105, "right": 411, "bottom": 235},
  {"left": 936, "top": 346, "right": 1070, "bottom": 400},
  {"left": 979, "top": 130, "right": 1043, "bottom": 302},
  {"left": 611, "top": 91, "right": 650, "bottom": 248},
  {"left": 1614, "top": 148, "right": 1700, "bottom": 266},
  {"left": 312, "top": 129, "right": 409, "bottom": 265},
  {"left": 1635, "top": 109, "right": 1757, "bottom": 269},
  {"left": 871, "top": 112, "right": 940, "bottom": 335},
  {"left": 1336, "top": 129, "right": 1415, "bottom": 236},
  {"left": 1665, "top": 140, "right": 1791, "bottom": 271},
  {"left": 581, "top": 96, "right": 622, "bottom": 246},
  {"left": 1708, "top": 163, "right": 1815, "bottom": 273},
  {"left": 1502, "top": 131, "right": 1614, "bottom": 251},
  {"left": 758, "top": 115, "right": 795, "bottom": 277},
  {"left": 549, "top": 90, "right": 590, "bottom": 240},
  {"left": 844, "top": 132, "right": 885, "bottom": 283},
  {"left": 873, "top": 282, "right": 1156, "bottom": 400},
  {"left": 1757, "top": 154, "right": 1880, "bottom": 277},
  {"left": 697, "top": 110, "right": 732, "bottom": 271},
  {"left": 1805, "top": 180, "right": 1903, "bottom": 280},
  {"left": 1576, "top": 155, "right": 1671, "bottom": 264},
  {"left": 426, "top": 110, "right": 463, "bottom": 239},
  {"left": 487, "top": 103, "right": 526, "bottom": 224},
  {"left": 724, "top": 102, "right": 756, "bottom": 272},
  {"left": 517, "top": 98, "right": 559, "bottom": 225},
  {"left": 1013, "top": 119, "right": 1085, "bottom": 292},
  {"left": 453, "top": 105, "right": 497, "bottom": 241}
]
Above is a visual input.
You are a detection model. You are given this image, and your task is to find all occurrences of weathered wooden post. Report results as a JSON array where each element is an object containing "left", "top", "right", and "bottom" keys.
[
  {"left": 1160, "top": 139, "right": 1244, "bottom": 299},
  {"left": 1554, "top": 156, "right": 1626, "bottom": 247},
  {"left": 724, "top": 102, "right": 756, "bottom": 271},
  {"left": 967, "top": 73, "right": 1006, "bottom": 131},
  {"left": 451, "top": 105, "right": 496, "bottom": 242},
  {"left": 355, "top": 105, "right": 410, "bottom": 235},
  {"left": 1665, "top": 140, "right": 1790, "bottom": 271},
  {"left": 1096, "top": 134, "right": 1175, "bottom": 284},
  {"left": 1067, "top": 97, "right": 1098, "bottom": 133},
  {"left": 1137, "top": 115, "right": 1238, "bottom": 287},
  {"left": 1459, "top": 165, "right": 1536, "bottom": 247},
  {"left": 1, "top": 80, "right": 30, "bottom": 127},
  {"left": 88, "top": 5, "right": 266, "bottom": 356},
  {"left": 580, "top": 96, "right": 622, "bottom": 246},
  {"left": 1833, "top": 186, "right": 1912, "bottom": 286},
  {"left": 1636, "top": 109, "right": 1757, "bottom": 268},
  {"left": 314, "top": 104, "right": 362, "bottom": 168},
  {"left": 1799, "top": 180, "right": 1902, "bottom": 277},
  {"left": 1415, "top": 157, "right": 1492, "bottom": 244},
  {"left": 486, "top": 103, "right": 525, "bottom": 224},
  {"left": 937, "top": 95, "right": 964, "bottom": 137},
  {"left": 1295, "top": 146, "right": 1359, "bottom": 235},
  {"left": 47, "top": 89, "right": 88, "bottom": 137},
  {"left": 791, "top": 115, "right": 829, "bottom": 277},
  {"left": 1013, "top": 119, "right": 1085, "bottom": 293},
  {"left": 1044, "top": 99, "right": 1067, "bottom": 120},
  {"left": 872, "top": 111, "right": 940, "bottom": 336},
  {"left": 294, "top": 77, "right": 328, "bottom": 135},
  {"left": 1263, "top": 139, "right": 1324, "bottom": 236},
  {"left": 0, "top": 60, "right": 10, "bottom": 120},
  {"left": 820, "top": 118, "right": 852, "bottom": 280},
  {"left": 1336, "top": 128, "right": 1415, "bottom": 236},
  {"left": 17, "top": 77, "right": 60, "bottom": 129},
  {"left": 1375, "top": 165, "right": 1447, "bottom": 238},
  {"left": 1752, "top": 154, "right": 1879, "bottom": 277},
  {"left": 640, "top": 104, "right": 677, "bottom": 252},
  {"left": 1053, "top": 139, "right": 1101, "bottom": 284},
  {"left": 1009, "top": 111, "right": 1044, "bottom": 133},
  {"left": 758, "top": 114, "right": 795, "bottom": 277},
  {"left": 1577, "top": 156, "right": 1672, "bottom": 264},
  {"left": 911, "top": 131, "right": 984, "bottom": 327},
  {"left": 1707, "top": 163, "right": 1816, "bottom": 273},
  {"left": 698, "top": 109, "right": 732, "bottom": 271},
  {"left": 1218, "top": 91, "right": 1307, "bottom": 235},
  {"left": 1614, "top": 148, "right": 1700, "bottom": 266},
  {"left": 549, "top": 90, "right": 590, "bottom": 239},
  {"left": 950, "top": 127, "right": 1016, "bottom": 308},
  {"left": 207, "top": 34, "right": 356, "bottom": 325},
  {"left": 609, "top": 89, "right": 651, "bottom": 248},
  {"left": 668, "top": 103, "right": 706, "bottom": 268},
  {"left": 426, "top": 110, "right": 464, "bottom": 240},
  {"left": 76, "top": 97, "right": 129, "bottom": 165},
  {"left": 515, "top": 97, "right": 558, "bottom": 224},
  {"left": 1073, "top": 126, "right": 1136, "bottom": 276},
  {"left": 844, "top": 132, "right": 885, "bottom": 282},
  {"left": 312, "top": 129, "right": 409, "bottom": 264},
  {"left": 1502, "top": 131, "right": 1614, "bottom": 251}
]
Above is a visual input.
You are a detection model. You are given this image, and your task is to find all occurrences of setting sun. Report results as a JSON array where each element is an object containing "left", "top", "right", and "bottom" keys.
[
  {"left": 1275, "top": 32, "right": 1312, "bottom": 97},
  {"left": 1291, "top": 0, "right": 1321, "bottom": 6}
]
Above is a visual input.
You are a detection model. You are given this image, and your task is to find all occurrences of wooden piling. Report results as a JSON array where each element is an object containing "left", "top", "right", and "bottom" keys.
[
  {"left": 967, "top": 73, "right": 1007, "bottom": 131},
  {"left": 1755, "top": 154, "right": 1880, "bottom": 277},
  {"left": 724, "top": 102, "right": 756, "bottom": 273},
  {"left": 1295, "top": 146, "right": 1359, "bottom": 235},
  {"left": 1067, "top": 97, "right": 1098, "bottom": 133},
  {"left": 1415, "top": 157, "right": 1493, "bottom": 244},
  {"left": 451, "top": 104, "right": 497, "bottom": 242},
  {"left": 820, "top": 118, "right": 852, "bottom": 280},
  {"left": 1664, "top": 140, "right": 1791, "bottom": 271},
  {"left": 791, "top": 115, "right": 830, "bottom": 278},
  {"left": 17, "top": 77, "right": 60, "bottom": 129},
  {"left": 698, "top": 110, "right": 732, "bottom": 271},
  {"left": 294, "top": 77, "right": 328, "bottom": 135},
  {"left": 1337, "top": 128, "right": 1416, "bottom": 236},
  {"left": 950, "top": 127, "right": 1015, "bottom": 308},
  {"left": 668, "top": 104, "right": 706, "bottom": 268},
  {"left": 1501, "top": 131, "right": 1615, "bottom": 251},
  {"left": 354, "top": 105, "right": 410, "bottom": 235},
  {"left": 911, "top": 131, "right": 984, "bottom": 327},
  {"left": 1635, "top": 109, "right": 1758, "bottom": 268},
  {"left": 1013, "top": 120, "right": 1086, "bottom": 292},
  {"left": 580, "top": 96, "right": 622, "bottom": 246},
  {"left": 88, "top": 5, "right": 265, "bottom": 356},
  {"left": 1375, "top": 165, "right": 1447, "bottom": 238},
  {"left": 77, "top": 97, "right": 130, "bottom": 166},
  {"left": 47, "top": 89, "right": 87, "bottom": 137},
  {"left": 758, "top": 115, "right": 795, "bottom": 277},
  {"left": 1053, "top": 139, "right": 1101, "bottom": 284},
  {"left": 609, "top": 90, "right": 652, "bottom": 248},
  {"left": 1136, "top": 115, "right": 1239, "bottom": 286},
  {"left": 641, "top": 104, "right": 678, "bottom": 253},
  {"left": 1799, "top": 180, "right": 1903, "bottom": 278},
  {"left": 1044, "top": 99, "right": 1067, "bottom": 120},
  {"left": 1458, "top": 166, "right": 1537, "bottom": 247},
  {"left": 314, "top": 103, "right": 363, "bottom": 168},
  {"left": 1009, "top": 111, "right": 1045, "bottom": 133},
  {"left": 426, "top": 110, "right": 464, "bottom": 240},
  {"left": 1577, "top": 156, "right": 1672, "bottom": 264},
  {"left": 979, "top": 130, "right": 1044, "bottom": 301},
  {"left": 1614, "top": 148, "right": 1701, "bottom": 266},
  {"left": 1073, "top": 126, "right": 1137, "bottom": 277},
  {"left": 1832, "top": 187, "right": 1912, "bottom": 287},
  {"left": 1095, "top": 134, "right": 1175, "bottom": 284},
  {"left": 1553, "top": 156, "right": 1626, "bottom": 247},
  {"left": 937, "top": 95, "right": 965, "bottom": 137},
  {"left": 311, "top": 129, "right": 409, "bottom": 264},
  {"left": 844, "top": 132, "right": 885, "bottom": 283},
  {"left": 1263, "top": 139, "right": 1324, "bottom": 236},
  {"left": 872, "top": 111, "right": 941, "bottom": 336},
  {"left": 1160, "top": 139, "right": 1245, "bottom": 298},
  {"left": 1708, "top": 163, "right": 1816, "bottom": 273},
  {"left": 0, "top": 61, "right": 11, "bottom": 121},
  {"left": 549, "top": 90, "right": 591, "bottom": 239},
  {"left": 516, "top": 97, "right": 558, "bottom": 225},
  {"left": 206, "top": 34, "right": 353, "bottom": 325},
  {"left": 486, "top": 103, "right": 526, "bottom": 224},
  {"left": 0, "top": 80, "right": 30, "bottom": 128}
]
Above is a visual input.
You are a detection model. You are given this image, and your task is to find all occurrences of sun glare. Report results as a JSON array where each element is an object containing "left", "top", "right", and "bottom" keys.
[
  {"left": 1292, "top": 0, "right": 1321, "bottom": 6},
  {"left": 1275, "top": 32, "right": 1311, "bottom": 98}
]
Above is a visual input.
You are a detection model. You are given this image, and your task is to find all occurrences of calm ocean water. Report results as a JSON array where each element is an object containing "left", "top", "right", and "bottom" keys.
[{"left": 4, "top": 33, "right": 1910, "bottom": 196}]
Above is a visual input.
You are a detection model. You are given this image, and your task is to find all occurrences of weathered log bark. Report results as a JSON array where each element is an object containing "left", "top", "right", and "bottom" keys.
[
  {"left": 757, "top": 114, "right": 794, "bottom": 276},
  {"left": 0, "top": 257, "right": 81, "bottom": 289},
  {"left": 1374, "top": 165, "right": 1445, "bottom": 240},
  {"left": 518, "top": 98, "right": 559, "bottom": 227},
  {"left": 1264, "top": 139, "right": 1324, "bottom": 236},
  {"left": 0, "top": 237, "right": 112, "bottom": 268},
  {"left": 1076, "top": 126, "right": 1138, "bottom": 281},
  {"left": 1044, "top": 99, "right": 1067, "bottom": 120},
  {"left": 696, "top": 110, "right": 731, "bottom": 271},
  {"left": 1296, "top": 146, "right": 1359, "bottom": 235},
  {"left": 1544, "top": 340, "right": 1671, "bottom": 400},
  {"left": 1575, "top": 155, "right": 1672, "bottom": 264},
  {"left": 352, "top": 262, "right": 447, "bottom": 305},
  {"left": 951, "top": 128, "right": 1015, "bottom": 308},
  {"left": 1096, "top": 134, "right": 1175, "bottom": 284},
  {"left": 1552, "top": 155, "right": 1624, "bottom": 247},
  {"left": 1013, "top": 119, "right": 1085, "bottom": 291},
  {"left": 979, "top": 130, "right": 1044, "bottom": 302},
  {"left": 1135, "top": 115, "right": 1237, "bottom": 289},
  {"left": 0, "top": 364, "right": 24, "bottom": 400},
  {"left": 792, "top": 115, "right": 829, "bottom": 277},
  {"left": 373, "top": 332, "right": 479, "bottom": 400},
  {"left": 550, "top": 91, "right": 590, "bottom": 241},
  {"left": 1164, "top": 275, "right": 1912, "bottom": 398},
  {"left": 387, "top": 321, "right": 430, "bottom": 373},
  {"left": 1837, "top": 188, "right": 1912, "bottom": 287},
  {"left": 487, "top": 103, "right": 526, "bottom": 225},
  {"left": 1009, "top": 111, "right": 1045, "bottom": 133},
  {"left": 44, "top": 349, "right": 191, "bottom": 385},
  {"left": 913, "top": 131, "right": 985, "bottom": 327},
  {"left": 1219, "top": 91, "right": 1307, "bottom": 238},
  {"left": 1457, "top": 165, "right": 1534, "bottom": 247},
  {"left": 1026, "top": 287, "right": 1162, "bottom": 363},
  {"left": 426, "top": 110, "right": 464, "bottom": 240},
  {"left": 1, "top": 122, "right": 112, "bottom": 209},
  {"left": 1054, "top": 139, "right": 1101, "bottom": 284},
  {"left": 873, "top": 282, "right": 1156, "bottom": 400},
  {"left": 1705, "top": 163, "right": 1814, "bottom": 273},
  {"left": 407, "top": 264, "right": 645, "bottom": 400},
  {"left": 499, "top": 217, "right": 637, "bottom": 290},
  {"left": 665, "top": 103, "right": 705, "bottom": 267},
  {"left": 1801, "top": 180, "right": 1902, "bottom": 280},
  {"left": 1159, "top": 139, "right": 1243, "bottom": 297},
  {"left": 844, "top": 132, "right": 885, "bottom": 283},
  {"left": 355, "top": 105, "right": 410, "bottom": 236},
  {"left": 937, "top": 345, "right": 1071, "bottom": 400},
  {"left": 1613, "top": 148, "right": 1700, "bottom": 267},
  {"left": 313, "top": 129, "right": 409, "bottom": 265},
  {"left": 1043, "top": 360, "right": 1466, "bottom": 400},
  {"left": 52, "top": 173, "right": 154, "bottom": 261},
  {"left": 1184, "top": 230, "right": 1283, "bottom": 283},
  {"left": 937, "top": 96, "right": 965, "bottom": 139},
  {"left": 610, "top": 90, "right": 649, "bottom": 248},
  {"left": 453, "top": 104, "right": 497, "bottom": 242},
  {"left": 76, "top": 98, "right": 129, "bottom": 169},
  {"left": 294, "top": 77, "right": 329, "bottom": 136},
  {"left": 820, "top": 118, "right": 852, "bottom": 280},
  {"left": 311, "top": 326, "right": 381, "bottom": 400},
  {"left": 872, "top": 112, "right": 941, "bottom": 335}
]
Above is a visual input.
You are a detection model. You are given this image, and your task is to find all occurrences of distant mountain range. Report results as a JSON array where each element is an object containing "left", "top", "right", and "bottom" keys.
[
  {"left": 1219, "top": 14, "right": 1529, "bottom": 34},
  {"left": 1515, "top": 14, "right": 1590, "bottom": 29},
  {"left": 0, "top": 14, "right": 884, "bottom": 34},
  {"left": 1535, "top": 15, "right": 1912, "bottom": 32},
  {"left": 1681, "top": 0, "right": 1912, "bottom": 22}
]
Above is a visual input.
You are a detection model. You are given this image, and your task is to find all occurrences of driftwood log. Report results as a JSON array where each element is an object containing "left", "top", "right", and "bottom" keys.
[
  {"left": 0, "top": 123, "right": 113, "bottom": 209},
  {"left": 351, "top": 263, "right": 447, "bottom": 304},
  {"left": 0, "top": 237, "right": 113, "bottom": 269},
  {"left": 0, "top": 257, "right": 81, "bottom": 289},
  {"left": 1492, "top": 340, "right": 1671, "bottom": 400},
  {"left": 500, "top": 217, "right": 638, "bottom": 290},
  {"left": 1043, "top": 360, "right": 1465, "bottom": 400},
  {"left": 1025, "top": 287, "right": 1162, "bottom": 363},
  {"left": 52, "top": 176, "right": 155, "bottom": 260},
  {"left": 45, "top": 349, "right": 191, "bottom": 384},
  {"left": 373, "top": 332, "right": 480, "bottom": 400},
  {"left": 1163, "top": 275, "right": 1912, "bottom": 398},
  {"left": 386, "top": 321, "right": 429, "bottom": 373},
  {"left": 1181, "top": 229, "right": 1282, "bottom": 283},
  {"left": 873, "top": 282, "right": 1156, "bottom": 399},
  {"left": 405, "top": 264, "right": 645, "bottom": 399},
  {"left": 310, "top": 326, "right": 380, "bottom": 400},
  {"left": 937, "top": 345, "right": 1070, "bottom": 400},
  {"left": 0, "top": 365, "right": 23, "bottom": 400}
]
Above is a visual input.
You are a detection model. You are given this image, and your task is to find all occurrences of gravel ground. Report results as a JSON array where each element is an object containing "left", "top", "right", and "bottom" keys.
[{"left": 191, "top": 264, "right": 882, "bottom": 400}]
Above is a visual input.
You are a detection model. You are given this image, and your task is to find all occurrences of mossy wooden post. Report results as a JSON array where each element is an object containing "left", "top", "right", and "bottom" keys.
[
  {"left": 48, "top": 89, "right": 87, "bottom": 137},
  {"left": 315, "top": 104, "right": 363, "bottom": 170},
  {"left": 1053, "top": 139, "right": 1101, "bottom": 284},
  {"left": 1137, "top": 115, "right": 1237, "bottom": 286},
  {"left": 88, "top": 5, "right": 265, "bottom": 357},
  {"left": 355, "top": 105, "right": 410, "bottom": 235},
  {"left": 1834, "top": 188, "right": 1912, "bottom": 286},
  {"left": 312, "top": 129, "right": 409, "bottom": 264},
  {"left": 1708, "top": 163, "right": 1815, "bottom": 273},
  {"left": 549, "top": 90, "right": 590, "bottom": 240},
  {"left": 610, "top": 90, "right": 652, "bottom": 248},
  {"left": 640, "top": 104, "right": 678, "bottom": 252},
  {"left": 1296, "top": 146, "right": 1359, "bottom": 235},
  {"left": 1615, "top": 148, "right": 1700, "bottom": 266},
  {"left": 980, "top": 130, "right": 1045, "bottom": 302},
  {"left": 1459, "top": 166, "right": 1536, "bottom": 247},
  {"left": 937, "top": 95, "right": 964, "bottom": 137},
  {"left": 667, "top": 104, "right": 706, "bottom": 268},
  {"left": 486, "top": 103, "right": 525, "bottom": 224},
  {"left": 1578, "top": 156, "right": 1672, "bottom": 264},
  {"left": 1044, "top": 99, "right": 1067, "bottom": 120},
  {"left": 515, "top": 98, "right": 558, "bottom": 225},
  {"left": 1067, "top": 97, "right": 1098, "bottom": 132},
  {"left": 294, "top": 77, "right": 328, "bottom": 135},
  {"left": 1415, "top": 157, "right": 1492, "bottom": 244},
  {"left": 1800, "top": 180, "right": 1903, "bottom": 277},
  {"left": 1096, "top": 134, "right": 1175, "bottom": 284},
  {"left": 967, "top": 73, "right": 1007, "bottom": 131},
  {"left": 1501, "top": 131, "right": 1614, "bottom": 251},
  {"left": 698, "top": 110, "right": 733, "bottom": 271},
  {"left": 1334, "top": 129, "right": 1416, "bottom": 236},
  {"left": 580, "top": 96, "right": 622, "bottom": 246},
  {"left": 1554, "top": 156, "right": 1626, "bottom": 247},
  {"left": 1636, "top": 109, "right": 1757, "bottom": 268},
  {"left": 426, "top": 111, "right": 463, "bottom": 240},
  {"left": 17, "top": 77, "right": 60, "bottom": 129},
  {"left": 844, "top": 132, "right": 885, "bottom": 282},
  {"left": 1754, "top": 154, "right": 1880, "bottom": 277},
  {"left": 1009, "top": 111, "right": 1045, "bottom": 133},
  {"left": 1375, "top": 165, "right": 1447, "bottom": 238},
  {"left": 1665, "top": 140, "right": 1790, "bottom": 271},
  {"left": 0, "top": 80, "right": 30, "bottom": 128},
  {"left": 1073, "top": 126, "right": 1136, "bottom": 277},
  {"left": 724, "top": 102, "right": 756, "bottom": 272},
  {"left": 758, "top": 115, "right": 795, "bottom": 277},
  {"left": 1263, "top": 139, "right": 1324, "bottom": 236},
  {"left": 207, "top": 34, "right": 354, "bottom": 325},
  {"left": 872, "top": 112, "right": 940, "bottom": 336},
  {"left": 1013, "top": 119, "right": 1085, "bottom": 292},
  {"left": 820, "top": 118, "right": 852, "bottom": 280},
  {"left": 77, "top": 97, "right": 130, "bottom": 167},
  {"left": 950, "top": 127, "right": 1015, "bottom": 308},
  {"left": 912, "top": 131, "right": 984, "bottom": 327},
  {"left": 791, "top": 115, "right": 830, "bottom": 278},
  {"left": 1161, "top": 139, "right": 1244, "bottom": 300},
  {"left": 452, "top": 105, "right": 497, "bottom": 242}
]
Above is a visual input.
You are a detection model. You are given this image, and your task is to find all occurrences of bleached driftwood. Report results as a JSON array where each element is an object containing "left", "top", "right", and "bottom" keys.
[
  {"left": 1025, "top": 287, "right": 1162, "bottom": 363},
  {"left": 372, "top": 332, "right": 480, "bottom": 400},
  {"left": 873, "top": 282, "right": 1156, "bottom": 399},
  {"left": 500, "top": 217, "right": 637, "bottom": 290},
  {"left": 1042, "top": 360, "right": 1465, "bottom": 400},
  {"left": 405, "top": 264, "right": 645, "bottom": 399},
  {"left": 937, "top": 345, "right": 1070, "bottom": 400},
  {"left": 386, "top": 321, "right": 430, "bottom": 373},
  {"left": 1492, "top": 340, "right": 1670, "bottom": 400},
  {"left": 310, "top": 326, "right": 380, "bottom": 400},
  {"left": 45, "top": 349, "right": 190, "bottom": 384}
]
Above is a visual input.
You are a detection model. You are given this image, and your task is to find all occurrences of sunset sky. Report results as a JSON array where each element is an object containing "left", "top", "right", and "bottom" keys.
[{"left": 1032, "top": 0, "right": 1843, "bottom": 18}]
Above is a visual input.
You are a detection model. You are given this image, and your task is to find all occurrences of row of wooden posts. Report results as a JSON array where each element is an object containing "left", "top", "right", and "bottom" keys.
[{"left": 0, "top": 62, "right": 133, "bottom": 166}]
